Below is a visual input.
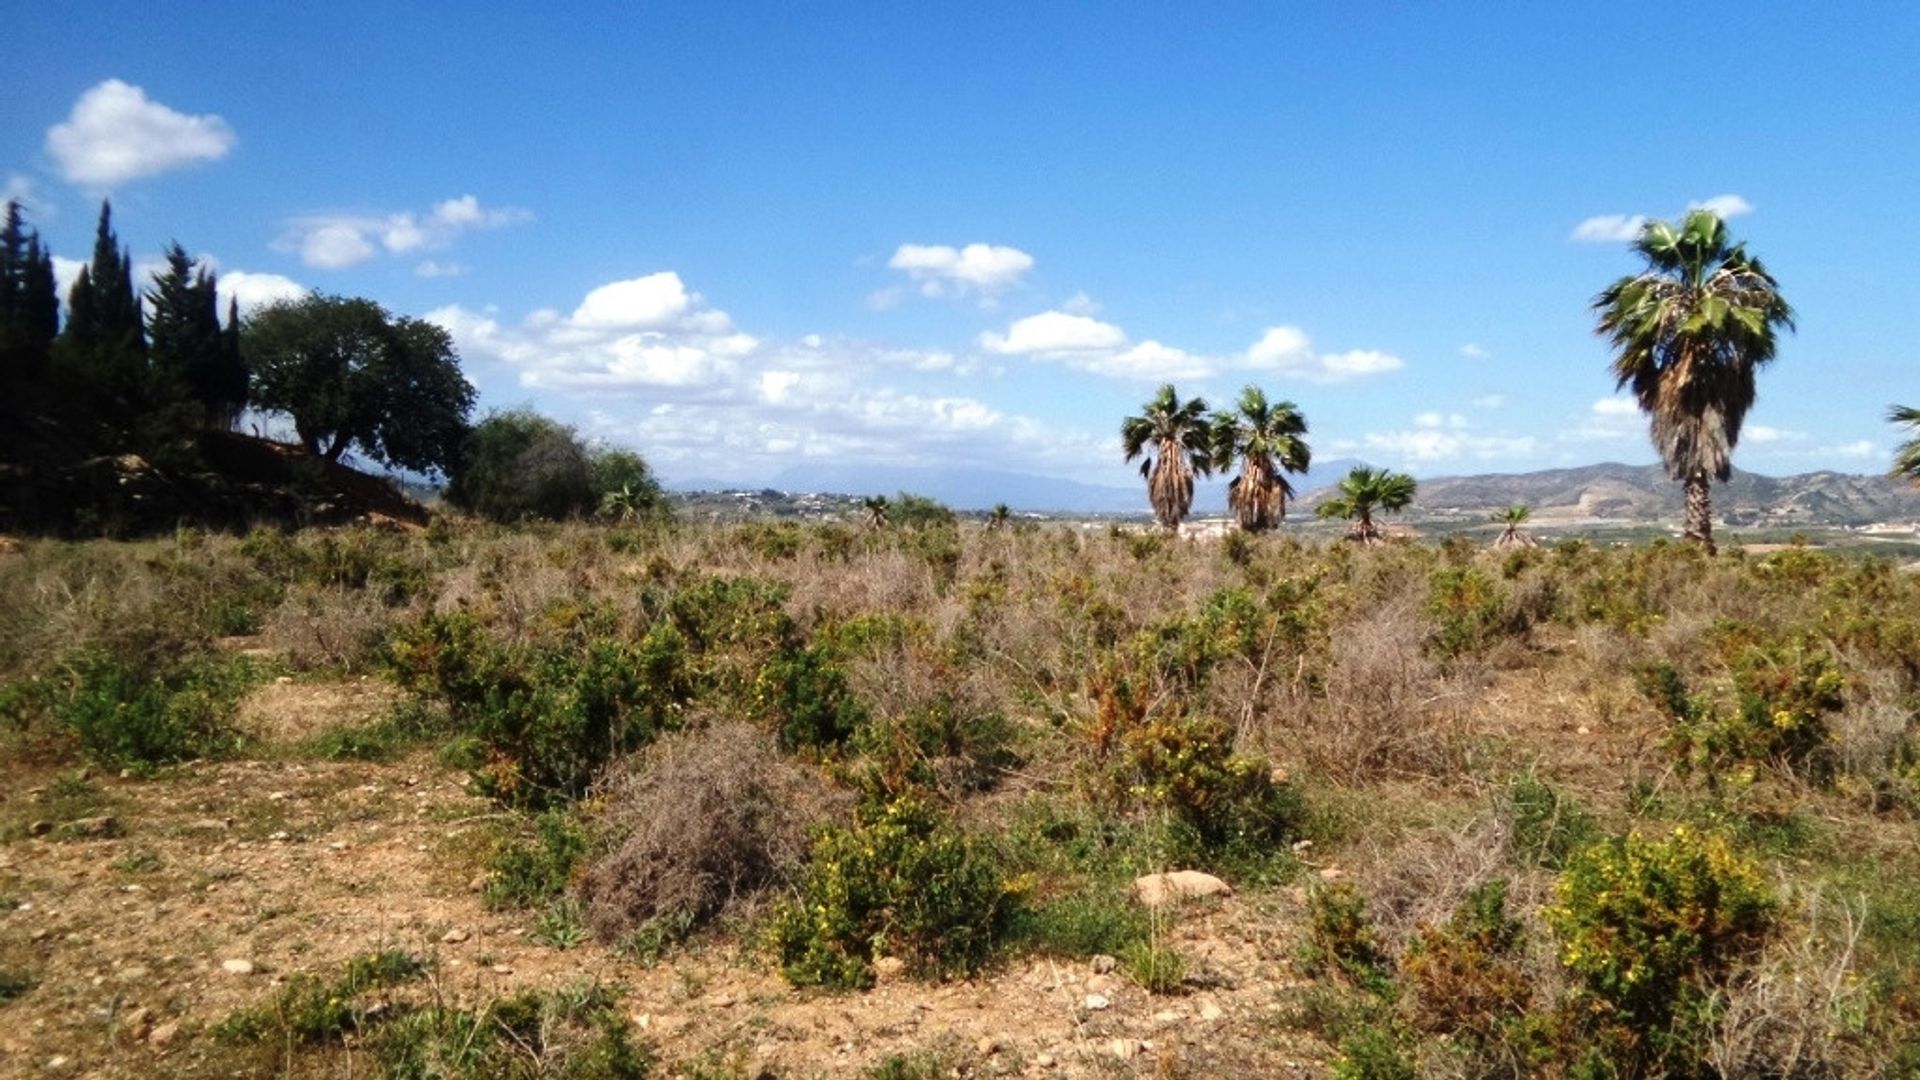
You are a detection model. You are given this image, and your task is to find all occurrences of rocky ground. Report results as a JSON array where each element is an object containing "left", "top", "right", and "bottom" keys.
[{"left": 0, "top": 680, "right": 1336, "bottom": 1079}]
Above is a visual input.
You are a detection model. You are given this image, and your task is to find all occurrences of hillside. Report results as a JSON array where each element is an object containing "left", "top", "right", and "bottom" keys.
[{"left": 1396, "top": 462, "right": 1920, "bottom": 526}]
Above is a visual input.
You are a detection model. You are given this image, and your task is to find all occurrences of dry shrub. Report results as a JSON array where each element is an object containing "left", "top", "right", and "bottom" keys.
[
  {"left": 1350, "top": 812, "right": 1520, "bottom": 955},
  {"left": 581, "top": 721, "right": 843, "bottom": 942},
  {"left": 260, "top": 586, "right": 400, "bottom": 672},
  {"left": 1706, "top": 889, "right": 1869, "bottom": 1078},
  {"left": 1274, "top": 593, "right": 1471, "bottom": 782}
]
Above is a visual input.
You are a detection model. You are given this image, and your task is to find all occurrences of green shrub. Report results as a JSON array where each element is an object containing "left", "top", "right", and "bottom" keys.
[
  {"left": 770, "top": 795, "right": 1016, "bottom": 989},
  {"left": 485, "top": 810, "right": 589, "bottom": 910},
  {"left": 1303, "top": 882, "right": 1396, "bottom": 999},
  {"left": 1329, "top": 1023, "right": 1416, "bottom": 1080},
  {"left": 214, "top": 950, "right": 427, "bottom": 1045},
  {"left": 848, "top": 692, "right": 1019, "bottom": 799},
  {"left": 1402, "top": 881, "right": 1531, "bottom": 1045},
  {"left": 45, "top": 651, "right": 252, "bottom": 772},
  {"left": 1424, "top": 565, "right": 1509, "bottom": 660},
  {"left": 1645, "top": 636, "right": 1844, "bottom": 782},
  {"left": 1121, "top": 937, "right": 1188, "bottom": 994},
  {"left": 1504, "top": 772, "right": 1596, "bottom": 869},
  {"left": 1111, "top": 714, "right": 1302, "bottom": 868},
  {"left": 1545, "top": 827, "right": 1774, "bottom": 1035},
  {"left": 757, "top": 644, "right": 866, "bottom": 752}
]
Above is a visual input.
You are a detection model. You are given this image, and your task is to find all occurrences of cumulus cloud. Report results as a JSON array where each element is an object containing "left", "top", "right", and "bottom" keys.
[
  {"left": 1459, "top": 343, "right": 1490, "bottom": 360},
  {"left": 1331, "top": 411, "right": 1537, "bottom": 465},
  {"left": 415, "top": 260, "right": 467, "bottom": 278},
  {"left": 284, "top": 194, "right": 531, "bottom": 270},
  {"left": 887, "top": 242, "right": 1034, "bottom": 300},
  {"left": 218, "top": 270, "right": 308, "bottom": 314},
  {"left": 981, "top": 312, "right": 1402, "bottom": 383},
  {"left": 979, "top": 310, "right": 1127, "bottom": 355},
  {"left": 46, "top": 79, "right": 235, "bottom": 187}
]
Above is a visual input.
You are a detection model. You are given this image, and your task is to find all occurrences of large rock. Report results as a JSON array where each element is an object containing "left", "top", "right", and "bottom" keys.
[{"left": 1130, "top": 870, "right": 1232, "bottom": 908}]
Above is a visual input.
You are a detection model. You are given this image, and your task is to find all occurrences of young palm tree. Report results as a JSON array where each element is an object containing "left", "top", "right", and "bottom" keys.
[
  {"left": 598, "top": 483, "right": 647, "bottom": 523},
  {"left": 861, "top": 495, "right": 890, "bottom": 530},
  {"left": 1121, "top": 384, "right": 1213, "bottom": 531},
  {"left": 1315, "top": 466, "right": 1416, "bottom": 544},
  {"left": 986, "top": 502, "right": 1012, "bottom": 531},
  {"left": 1492, "top": 504, "right": 1536, "bottom": 549},
  {"left": 1210, "top": 386, "right": 1311, "bottom": 533},
  {"left": 1891, "top": 405, "right": 1920, "bottom": 486},
  {"left": 1593, "top": 210, "right": 1794, "bottom": 553}
]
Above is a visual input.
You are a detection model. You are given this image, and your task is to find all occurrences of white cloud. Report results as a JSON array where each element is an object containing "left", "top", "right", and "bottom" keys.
[
  {"left": 1821, "top": 440, "right": 1876, "bottom": 459},
  {"left": 1571, "top": 193, "right": 1756, "bottom": 243},
  {"left": 1459, "top": 343, "right": 1489, "bottom": 360},
  {"left": 46, "top": 79, "right": 235, "bottom": 187},
  {"left": 218, "top": 270, "right": 307, "bottom": 314},
  {"left": 1564, "top": 396, "right": 1644, "bottom": 442},
  {"left": 1691, "top": 193, "right": 1754, "bottom": 219},
  {"left": 981, "top": 312, "right": 1401, "bottom": 383},
  {"left": 1473, "top": 394, "right": 1505, "bottom": 409},
  {"left": 1413, "top": 412, "right": 1468, "bottom": 430},
  {"left": 300, "top": 223, "right": 378, "bottom": 269},
  {"left": 51, "top": 256, "right": 85, "bottom": 299},
  {"left": 980, "top": 310, "right": 1127, "bottom": 355},
  {"left": 1338, "top": 426, "right": 1539, "bottom": 464},
  {"left": 1570, "top": 214, "right": 1648, "bottom": 243},
  {"left": 888, "top": 242, "right": 1033, "bottom": 300},
  {"left": 285, "top": 194, "right": 530, "bottom": 270},
  {"left": 571, "top": 272, "right": 700, "bottom": 329},
  {"left": 415, "top": 259, "right": 467, "bottom": 278},
  {"left": 1742, "top": 424, "right": 1804, "bottom": 444},
  {"left": 4, "top": 174, "right": 44, "bottom": 215}
]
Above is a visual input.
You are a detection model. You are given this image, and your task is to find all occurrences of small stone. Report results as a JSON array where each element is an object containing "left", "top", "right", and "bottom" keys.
[
  {"left": 1085, "top": 973, "right": 1116, "bottom": 995},
  {"left": 149, "top": 1020, "right": 181, "bottom": 1046},
  {"left": 47, "top": 1055, "right": 70, "bottom": 1071},
  {"left": 275, "top": 676, "right": 293, "bottom": 685},
  {"left": 1317, "top": 866, "right": 1345, "bottom": 881},
  {"left": 221, "top": 958, "right": 255, "bottom": 976},
  {"left": 27, "top": 820, "right": 52, "bottom": 837},
  {"left": 1035, "top": 1053, "right": 1057, "bottom": 1067},
  {"left": 491, "top": 964, "right": 513, "bottom": 975},
  {"left": 873, "top": 955, "right": 906, "bottom": 979},
  {"left": 1131, "top": 870, "right": 1232, "bottom": 908},
  {"left": 1110, "top": 1038, "right": 1142, "bottom": 1060},
  {"left": 1153, "top": 1009, "right": 1182, "bottom": 1023},
  {"left": 1089, "top": 953, "right": 1118, "bottom": 974},
  {"left": 267, "top": 791, "right": 291, "bottom": 801},
  {"left": 1576, "top": 724, "right": 1592, "bottom": 736},
  {"left": 442, "top": 927, "right": 470, "bottom": 944},
  {"left": 1290, "top": 839, "right": 1314, "bottom": 853},
  {"left": 123, "top": 1006, "right": 154, "bottom": 1039},
  {"left": 1199, "top": 1000, "right": 1224, "bottom": 1021},
  {"left": 1084, "top": 993, "right": 1111, "bottom": 1011},
  {"left": 976, "top": 1036, "right": 999, "bottom": 1055}
]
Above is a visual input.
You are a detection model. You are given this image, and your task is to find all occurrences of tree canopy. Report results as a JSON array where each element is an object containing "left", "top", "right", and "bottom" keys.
[
  {"left": 1121, "top": 384, "right": 1213, "bottom": 530},
  {"left": 1210, "top": 385, "right": 1310, "bottom": 533},
  {"left": 449, "top": 409, "right": 667, "bottom": 523},
  {"left": 245, "top": 294, "right": 475, "bottom": 477}
]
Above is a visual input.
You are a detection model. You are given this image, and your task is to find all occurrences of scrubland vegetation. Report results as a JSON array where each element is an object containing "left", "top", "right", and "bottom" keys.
[{"left": 4, "top": 517, "right": 1920, "bottom": 1077}]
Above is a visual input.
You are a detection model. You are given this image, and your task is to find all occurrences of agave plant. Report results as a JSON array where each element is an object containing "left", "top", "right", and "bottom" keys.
[
  {"left": 1210, "top": 386, "right": 1310, "bottom": 533},
  {"left": 1891, "top": 405, "right": 1920, "bottom": 486},
  {"left": 1593, "top": 209, "right": 1793, "bottom": 553},
  {"left": 1492, "top": 504, "right": 1536, "bottom": 549},
  {"left": 1121, "top": 384, "right": 1213, "bottom": 531},
  {"left": 1315, "top": 466, "right": 1416, "bottom": 544}
]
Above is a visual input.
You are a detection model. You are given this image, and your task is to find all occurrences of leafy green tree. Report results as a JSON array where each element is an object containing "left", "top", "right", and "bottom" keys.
[
  {"left": 1210, "top": 385, "right": 1310, "bottom": 533},
  {"left": 591, "top": 447, "right": 667, "bottom": 522},
  {"left": 58, "top": 201, "right": 148, "bottom": 432},
  {"left": 1121, "top": 384, "right": 1213, "bottom": 530},
  {"left": 146, "top": 243, "right": 247, "bottom": 430},
  {"left": 0, "top": 200, "right": 59, "bottom": 389},
  {"left": 890, "top": 491, "right": 956, "bottom": 529},
  {"left": 1593, "top": 210, "right": 1794, "bottom": 553},
  {"left": 245, "top": 294, "right": 474, "bottom": 476},
  {"left": 1891, "top": 405, "right": 1920, "bottom": 486},
  {"left": 1315, "top": 466, "right": 1416, "bottom": 544},
  {"left": 447, "top": 409, "right": 596, "bottom": 521}
]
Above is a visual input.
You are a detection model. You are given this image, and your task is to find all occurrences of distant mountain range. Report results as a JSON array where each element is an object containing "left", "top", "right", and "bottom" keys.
[{"left": 667, "top": 460, "right": 1920, "bottom": 525}]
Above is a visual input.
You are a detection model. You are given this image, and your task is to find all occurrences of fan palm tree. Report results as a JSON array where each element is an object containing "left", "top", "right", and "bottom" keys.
[
  {"left": 1891, "top": 406, "right": 1920, "bottom": 486},
  {"left": 598, "top": 483, "right": 647, "bottom": 523},
  {"left": 986, "top": 503, "right": 1012, "bottom": 531},
  {"left": 861, "top": 495, "right": 890, "bottom": 530},
  {"left": 1210, "top": 386, "right": 1311, "bottom": 533},
  {"left": 1121, "top": 384, "right": 1213, "bottom": 531},
  {"left": 1492, "top": 504, "right": 1536, "bottom": 549},
  {"left": 1593, "top": 210, "right": 1794, "bottom": 554},
  {"left": 1315, "top": 466, "right": 1416, "bottom": 544}
]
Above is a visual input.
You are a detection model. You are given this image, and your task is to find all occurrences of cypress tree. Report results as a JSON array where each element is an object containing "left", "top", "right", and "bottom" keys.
[
  {"left": 0, "top": 200, "right": 57, "bottom": 386},
  {"left": 147, "top": 242, "right": 234, "bottom": 428},
  {"left": 58, "top": 201, "right": 150, "bottom": 437}
]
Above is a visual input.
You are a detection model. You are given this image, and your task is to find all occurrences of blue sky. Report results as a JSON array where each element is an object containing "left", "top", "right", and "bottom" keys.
[{"left": 5, "top": 3, "right": 1918, "bottom": 486}]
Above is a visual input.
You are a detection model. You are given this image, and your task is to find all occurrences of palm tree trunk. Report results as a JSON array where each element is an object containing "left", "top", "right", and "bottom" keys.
[{"left": 1682, "top": 469, "right": 1715, "bottom": 554}]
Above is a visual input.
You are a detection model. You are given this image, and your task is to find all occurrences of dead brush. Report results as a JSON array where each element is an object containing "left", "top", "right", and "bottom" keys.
[
  {"left": 580, "top": 720, "right": 845, "bottom": 945},
  {"left": 1266, "top": 592, "right": 1473, "bottom": 783},
  {"left": 1706, "top": 887, "right": 1870, "bottom": 1077}
]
